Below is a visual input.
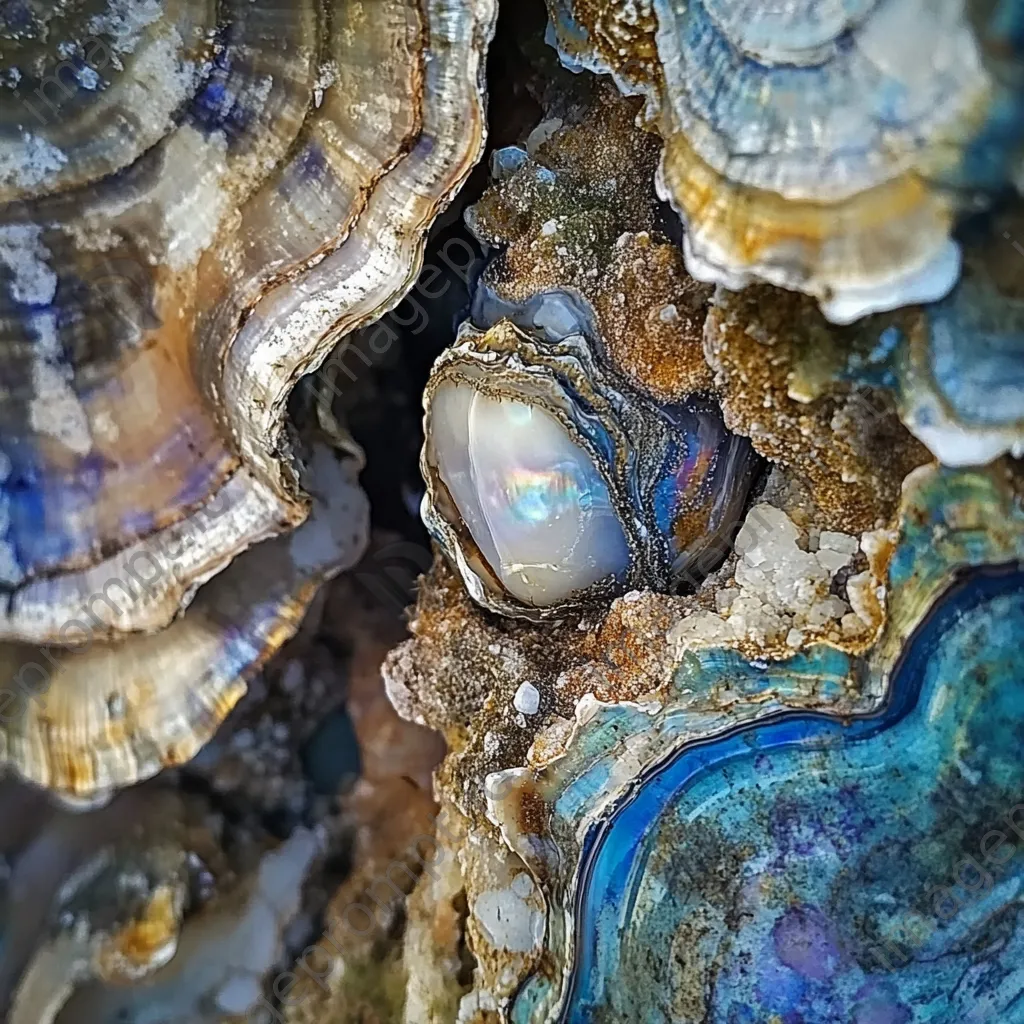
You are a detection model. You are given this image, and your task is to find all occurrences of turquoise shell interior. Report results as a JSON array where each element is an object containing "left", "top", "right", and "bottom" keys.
[
  {"left": 510, "top": 466, "right": 1024, "bottom": 1023},
  {"left": 562, "top": 566, "right": 1023, "bottom": 1022}
]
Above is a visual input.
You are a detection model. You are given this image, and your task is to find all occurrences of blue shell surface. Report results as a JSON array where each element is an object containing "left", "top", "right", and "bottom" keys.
[
  {"left": 563, "top": 567, "right": 1024, "bottom": 1022},
  {"left": 835, "top": 205, "right": 1024, "bottom": 466},
  {"left": 903, "top": 218, "right": 1024, "bottom": 440},
  {"left": 651, "top": 0, "right": 1022, "bottom": 199},
  {"left": 509, "top": 466, "right": 1024, "bottom": 1024}
]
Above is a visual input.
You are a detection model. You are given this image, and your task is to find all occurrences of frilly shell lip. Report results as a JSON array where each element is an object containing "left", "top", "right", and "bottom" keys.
[
  {"left": 421, "top": 319, "right": 760, "bottom": 620},
  {"left": 0, "top": 443, "right": 369, "bottom": 799},
  {"left": 891, "top": 207, "right": 1024, "bottom": 466},
  {"left": 697, "top": 0, "right": 878, "bottom": 67},
  {"left": 666, "top": 158, "right": 966, "bottom": 326},
  {"left": 0, "top": 0, "right": 496, "bottom": 644},
  {"left": 546, "top": 0, "right": 1024, "bottom": 323}
]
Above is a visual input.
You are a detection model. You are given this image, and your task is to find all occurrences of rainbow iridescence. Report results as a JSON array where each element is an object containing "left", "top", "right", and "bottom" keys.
[
  {"left": 498, "top": 465, "right": 586, "bottom": 526},
  {"left": 429, "top": 385, "right": 630, "bottom": 606}
]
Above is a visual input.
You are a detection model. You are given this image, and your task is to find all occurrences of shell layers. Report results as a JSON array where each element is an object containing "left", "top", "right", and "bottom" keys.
[
  {"left": 0, "top": 0, "right": 494, "bottom": 642},
  {"left": 0, "top": 0, "right": 496, "bottom": 796},
  {"left": 546, "top": 0, "right": 1024, "bottom": 322}
]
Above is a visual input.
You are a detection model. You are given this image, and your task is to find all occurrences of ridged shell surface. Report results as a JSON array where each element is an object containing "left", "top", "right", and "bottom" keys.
[
  {"left": 546, "top": 0, "right": 1024, "bottom": 322},
  {"left": 0, "top": 0, "right": 496, "bottom": 795}
]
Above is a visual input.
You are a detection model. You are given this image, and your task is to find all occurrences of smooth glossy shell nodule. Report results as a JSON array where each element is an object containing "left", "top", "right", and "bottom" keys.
[{"left": 421, "top": 320, "right": 760, "bottom": 618}]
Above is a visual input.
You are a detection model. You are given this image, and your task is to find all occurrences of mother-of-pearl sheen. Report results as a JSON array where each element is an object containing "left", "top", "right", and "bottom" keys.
[{"left": 430, "top": 383, "right": 630, "bottom": 606}]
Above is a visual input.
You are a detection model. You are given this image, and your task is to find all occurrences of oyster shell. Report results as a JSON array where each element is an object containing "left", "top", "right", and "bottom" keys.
[
  {"left": 546, "top": 0, "right": 1024, "bottom": 323},
  {"left": 0, "top": 0, "right": 496, "bottom": 795},
  {"left": 51, "top": 828, "right": 321, "bottom": 1022},
  {"left": 501, "top": 464, "right": 1024, "bottom": 1023},
  {"left": 0, "top": 0, "right": 494, "bottom": 643},
  {"left": 420, "top": 80, "right": 767, "bottom": 619},
  {"left": 0, "top": 779, "right": 323, "bottom": 1024},
  {"left": 422, "top": 319, "right": 759, "bottom": 617}
]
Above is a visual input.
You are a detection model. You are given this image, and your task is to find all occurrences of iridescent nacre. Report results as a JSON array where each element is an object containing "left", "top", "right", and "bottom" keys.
[
  {"left": 421, "top": 320, "right": 760, "bottom": 617},
  {"left": 430, "top": 384, "right": 631, "bottom": 606},
  {"left": 546, "top": 0, "right": 1024, "bottom": 323}
]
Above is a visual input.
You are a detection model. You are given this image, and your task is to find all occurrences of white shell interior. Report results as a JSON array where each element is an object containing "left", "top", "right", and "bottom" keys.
[{"left": 430, "top": 383, "right": 630, "bottom": 606}]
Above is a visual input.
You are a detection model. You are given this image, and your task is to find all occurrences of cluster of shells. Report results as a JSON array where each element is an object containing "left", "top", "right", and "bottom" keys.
[{"left": 2, "top": 0, "right": 1024, "bottom": 1022}]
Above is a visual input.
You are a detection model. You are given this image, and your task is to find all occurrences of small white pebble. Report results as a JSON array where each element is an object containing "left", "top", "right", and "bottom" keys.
[
  {"left": 511, "top": 872, "right": 534, "bottom": 897},
  {"left": 785, "top": 628, "right": 805, "bottom": 648},
  {"left": 513, "top": 682, "right": 541, "bottom": 716},
  {"left": 841, "top": 613, "right": 864, "bottom": 635},
  {"left": 540, "top": 219, "right": 558, "bottom": 236}
]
